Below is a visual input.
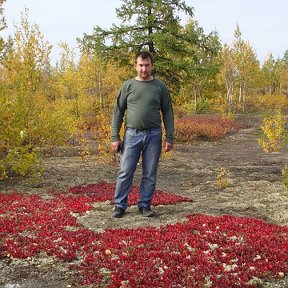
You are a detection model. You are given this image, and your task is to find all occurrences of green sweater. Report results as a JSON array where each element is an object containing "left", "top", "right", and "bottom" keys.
[{"left": 111, "top": 78, "right": 174, "bottom": 143}]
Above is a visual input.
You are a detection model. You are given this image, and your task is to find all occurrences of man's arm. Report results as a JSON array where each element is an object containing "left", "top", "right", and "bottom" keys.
[
  {"left": 111, "top": 141, "right": 122, "bottom": 153},
  {"left": 164, "top": 142, "right": 173, "bottom": 152},
  {"left": 111, "top": 83, "right": 127, "bottom": 147},
  {"left": 160, "top": 83, "right": 175, "bottom": 149}
]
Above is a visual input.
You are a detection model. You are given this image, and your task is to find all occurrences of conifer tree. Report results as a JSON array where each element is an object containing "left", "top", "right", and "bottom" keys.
[
  {"left": 80, "top": 0, "right": 219, "bottom": 93},
  {"left": 0, "top": 0, "right": 7, "bottom": 58}
]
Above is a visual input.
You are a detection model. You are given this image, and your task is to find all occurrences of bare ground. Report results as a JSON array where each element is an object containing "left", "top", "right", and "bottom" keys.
[{"left": 1, "top": 115, "right": 288, "bottom": 288}]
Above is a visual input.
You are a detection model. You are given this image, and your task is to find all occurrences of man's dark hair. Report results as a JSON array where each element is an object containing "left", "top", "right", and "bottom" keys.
[{"left": 134, "top": 51, "right": 154, "bottom": 64}]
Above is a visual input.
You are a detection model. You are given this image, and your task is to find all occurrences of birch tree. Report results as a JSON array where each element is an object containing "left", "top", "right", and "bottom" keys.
[
  {"left": 220, "top": 25, "right": 259, "bottom": 112},
  {"left": 261, "top": 54, "right": 282, "bottom": 94},
  {"left": 180, "top": 19, "right": 221, "bottom": 113},
  {"left": 233, "top": 26, "right": 259, "bottom": 112},
  {"left": 220, "top": 44, "right": 236, "bottom": 112}
]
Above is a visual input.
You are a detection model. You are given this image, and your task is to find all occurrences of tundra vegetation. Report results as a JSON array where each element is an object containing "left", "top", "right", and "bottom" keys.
[{"left": 0, "top": 1, "right": 288, "bottom": 287}]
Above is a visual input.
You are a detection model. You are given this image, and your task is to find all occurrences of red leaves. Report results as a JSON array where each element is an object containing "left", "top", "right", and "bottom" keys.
[
  {"left": 65, "top": 182, "right": 193, "bottom": 206},
  {"left": 175, "top": 115, "right": 244, "bottom": 143},
  {"left": 0, "top": 184, "right": 287, "bottom": 287}
]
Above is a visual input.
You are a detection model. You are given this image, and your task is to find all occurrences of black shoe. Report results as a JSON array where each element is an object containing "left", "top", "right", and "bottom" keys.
[
  {"left": 139, "top": 207, "right": 154, "bottom": 217},
  {"left": 112, "top": 207, "right": 125, "bottom": 218}
]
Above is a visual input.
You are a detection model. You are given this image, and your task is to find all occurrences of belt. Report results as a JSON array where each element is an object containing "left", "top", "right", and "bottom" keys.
[{"left": 126, "top": 127, "right": 160, "bottom": 133}]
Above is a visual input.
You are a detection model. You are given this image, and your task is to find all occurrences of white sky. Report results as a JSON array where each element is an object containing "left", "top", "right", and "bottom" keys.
[{"left": 2, "top": 0, "right": 288, "bottom": 65}]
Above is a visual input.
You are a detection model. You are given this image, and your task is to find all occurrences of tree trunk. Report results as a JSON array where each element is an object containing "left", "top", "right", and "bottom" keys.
[
  {"left": 226, "top": 79, "right": 234, "bottom": 112},
  {"left": 242, "top": 87, "right": 245, "bottom": 113},
  {"left": 147, "top": 1, "right": 155, "bottom": 54},
  {"left": 193, "top": 87, "right": 197, "bottom": 113},
  {"left": 97, "top": 70, "right": 103, "bottom": 105}
]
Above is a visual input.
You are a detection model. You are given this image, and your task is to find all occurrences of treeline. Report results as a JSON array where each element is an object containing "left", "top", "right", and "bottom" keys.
[
  {"left": 0, "top": 1, "right": 288, "bottom": 180},
  {"left": 79, "top": 0, "right": 288, "bottom": 114}
]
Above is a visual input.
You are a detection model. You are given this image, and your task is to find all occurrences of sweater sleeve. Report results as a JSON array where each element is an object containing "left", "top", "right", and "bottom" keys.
[
  {"left": 111, "top": 83, "right": 127, "bottom": 142},
  {"left": 160, "top": 83, "right": 175, "bottom": 144}
]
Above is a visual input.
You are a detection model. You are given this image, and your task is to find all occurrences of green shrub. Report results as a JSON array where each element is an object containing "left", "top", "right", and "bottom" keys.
[
  {"left": 0, "top": 145, "right": 45, "bottom": 182},
  {"left": 0, "top": 163, "right": 7, "bottom": 180}
]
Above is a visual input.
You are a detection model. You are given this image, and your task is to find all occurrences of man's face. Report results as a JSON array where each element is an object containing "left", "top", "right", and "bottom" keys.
[{"left": 134, "top": 56, "right": 153, "bottom": 80}]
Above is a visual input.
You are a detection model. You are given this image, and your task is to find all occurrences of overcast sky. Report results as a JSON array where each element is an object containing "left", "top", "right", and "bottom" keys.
[{"left": 2, "top": 0, "right": 288, "bottom": 65}]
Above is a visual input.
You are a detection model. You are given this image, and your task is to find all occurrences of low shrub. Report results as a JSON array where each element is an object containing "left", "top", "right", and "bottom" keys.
[
  {"left": 257, "top": 110, "right": 286, "bottom": 153},
  {"left": 175, "top": 115, "right": 244, "bottom": 143},
  {"left": 246, "top": 94, "right": 288, "bottom": 113},
  {"left": 216, "top": 167, "right": 232, "bottom": 189},
  {"left": 0, "top": 145, "right": 45, "bottom": 182},
  {"left": 282, "top": 163, "right": 288, "bottom": 189}
]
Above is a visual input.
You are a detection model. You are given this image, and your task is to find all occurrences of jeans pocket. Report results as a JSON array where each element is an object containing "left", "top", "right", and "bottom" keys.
[{"left": 124, "top": 129, "right": 138, "bottom": 146}]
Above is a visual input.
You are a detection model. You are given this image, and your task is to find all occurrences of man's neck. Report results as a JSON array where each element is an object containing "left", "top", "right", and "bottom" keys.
[{"left": 135, "top": 76, "right": 154, "bottom": 81}]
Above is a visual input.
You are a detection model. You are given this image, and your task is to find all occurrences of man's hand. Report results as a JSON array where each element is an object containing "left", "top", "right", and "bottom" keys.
[
  {"left": 164, "top": 142, "right": 173, "bottom": 152},
  {"left": 111, "top": 141, "right": 122, "bottom": 153}
]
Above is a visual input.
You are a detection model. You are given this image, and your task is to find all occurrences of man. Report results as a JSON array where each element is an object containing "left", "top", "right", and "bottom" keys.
[{"left": 111, "top": 51, "right": 174, "bottom": 218}]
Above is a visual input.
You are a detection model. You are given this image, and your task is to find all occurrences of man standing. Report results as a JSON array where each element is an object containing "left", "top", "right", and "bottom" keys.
[{"left": 111, "top": 51, "right": 174, "bottom": 218}]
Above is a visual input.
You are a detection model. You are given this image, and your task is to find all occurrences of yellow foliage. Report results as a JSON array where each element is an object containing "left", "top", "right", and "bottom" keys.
[
  {"left": 0, "top": 164, "right": 7, "bottom": 180},
  {"left": 257, "top": 111, "right": 286, "bottom": 153},
  {"left": 216, "top": 167, "right": 232, "bottom": 189},
  {"left": 246, "top": 94, "right": 288, "bottom": 112},
  {"left": 209, "top": 97, "right": 229, "bottom": 115},
  {"left": 0, "top": 145, "right": 45, "bottom": 182},
  {"left": 226, "top": 111, "right": 234, "bottom": 120},
  {"left": 282, "top": 164, "right": 288, "bottom": 189},
  {"left": 78, "top": 134, "right": 92, "bottom": 161},
  {"left": 90, "top": 111, "right": 123, "bottom": 163}
]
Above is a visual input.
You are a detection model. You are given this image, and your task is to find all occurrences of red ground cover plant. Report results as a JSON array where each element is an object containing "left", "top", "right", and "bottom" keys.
[
  {"left": 0, "top": 183, "right": 287, "bottom": 287},
  {"left": 66, "top": 183, "right": 193, "bottom": 206},
  {"left": 175, "top": 115, "right": 244, "bottom": 143}
]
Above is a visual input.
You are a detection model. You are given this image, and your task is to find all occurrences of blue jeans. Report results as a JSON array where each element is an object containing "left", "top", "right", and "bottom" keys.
[{"left": 114, "top": 127, "right": 162, "bottom": 210}]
